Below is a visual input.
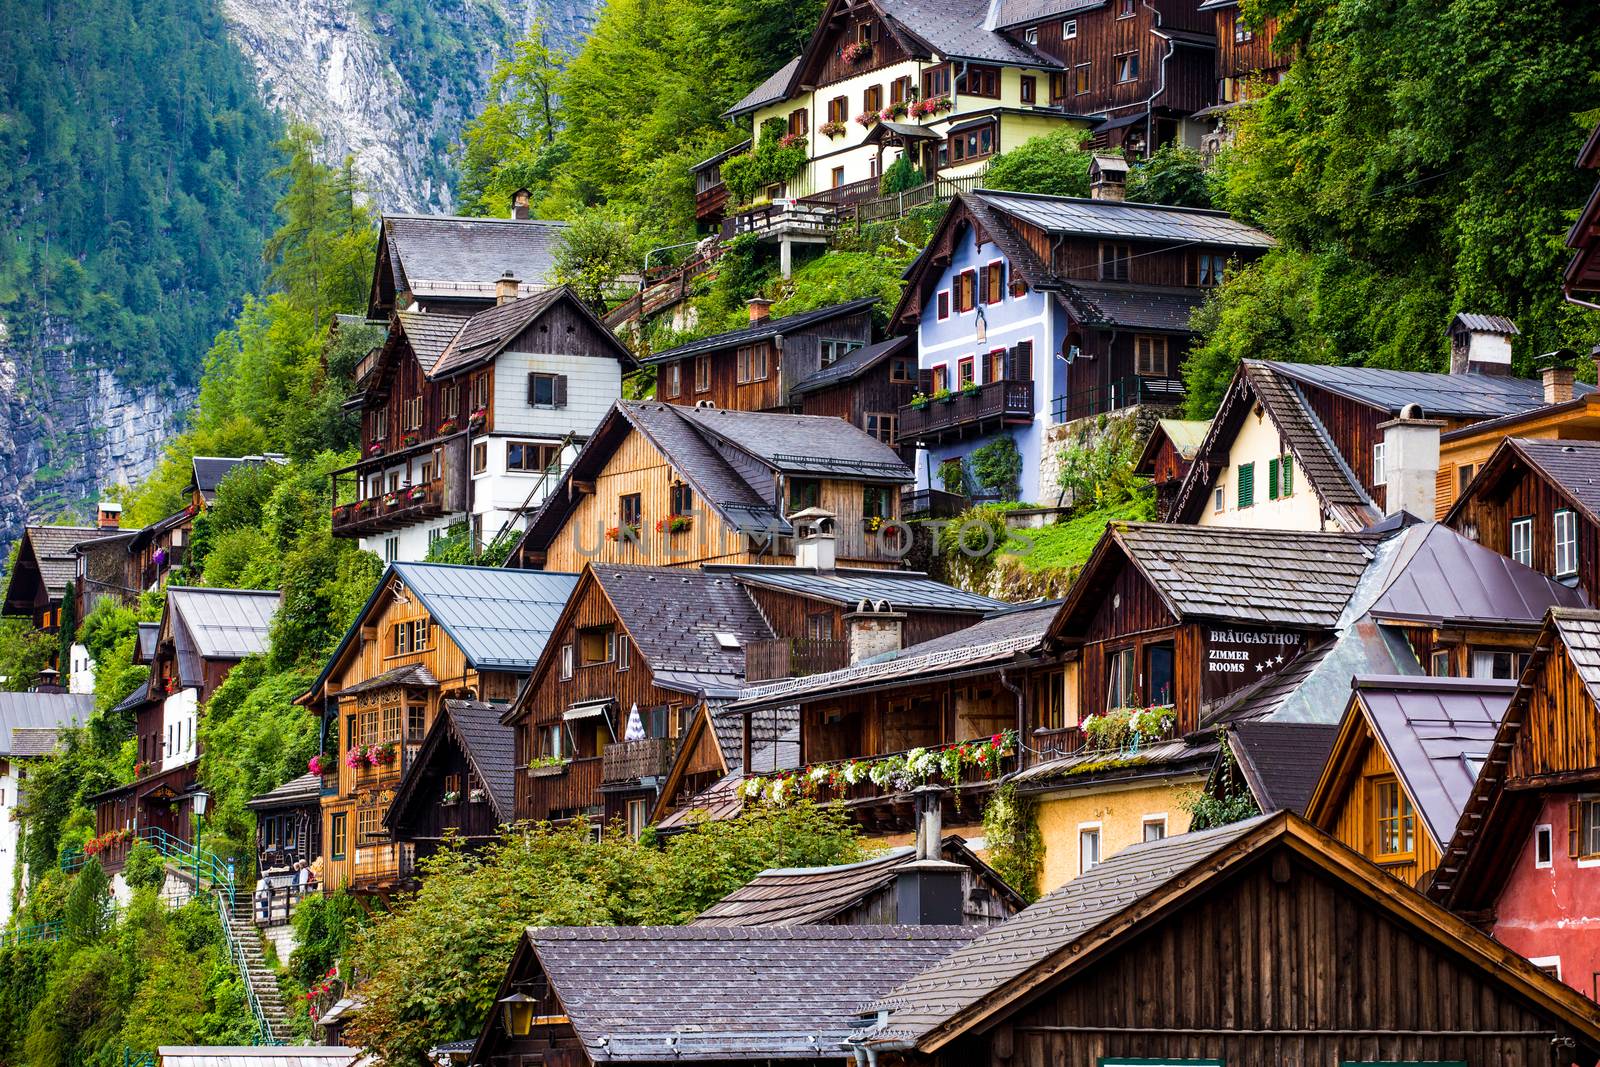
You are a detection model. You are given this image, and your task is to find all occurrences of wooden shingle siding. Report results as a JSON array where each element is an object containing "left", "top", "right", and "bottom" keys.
[
  {"left": 1213, "top": 8, "right": 1289, "bottom": 80},
  {"left": 814, "top": 10, "right": 911, "bottom": 87},
  {"left": 1450, "top": 461, "right": 1600, "bottom": 606}
]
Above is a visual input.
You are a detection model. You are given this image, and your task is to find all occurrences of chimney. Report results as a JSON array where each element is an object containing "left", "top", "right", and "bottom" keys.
[
  {"left": 747, "top": 297, "right": 773, "bottom": 324},
  {"left": 1447, "top": 313, "right": 1518, "bottom": 376},
  {"left": 790, "top": 507, "right": 836, "bottom": 571},
  {"left": 32, "top": 667, "right": 65, "bottom": 694},
  {"left": 496, "top": 270, "right": 520, "bottom": 306},
  {"left": 97, "top": 501, "right": 122, "bottom": 529},
  {"left": 844, "top": 598, "right": 904, "bottom": 664},
  {"left": 511, "top": 188, "right": 532, "bottom": 221},
  {"left": 1089, "top": 153, "right": 1128, "bottom": 202},
  {"left": 1540, "top": 350, "right": 1577, "bottom": 405},
  {"left": 1378, "top": 405, "right": 1446, "bottom": 519},
  {"left": 895, "top": 785, "right": 967, "bottom": 925}
]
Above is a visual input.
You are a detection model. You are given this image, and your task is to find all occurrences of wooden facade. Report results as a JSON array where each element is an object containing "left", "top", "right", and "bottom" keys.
[
  {"left": 384, "top": 716, "right": 507, "bottom": 863},
  {"left": 1211, "top": 4, "right": 1290, "bottom": 95},
  {"left": 1308, "top": 721, "right": 1442, "bottom": 890}
]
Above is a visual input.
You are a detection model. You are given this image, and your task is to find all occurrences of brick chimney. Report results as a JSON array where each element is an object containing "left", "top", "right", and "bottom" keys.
[
  {"left": 511, "top": 188, "right": 532, "bottom": 221},
  {"left": 1447, "top": 313, "right": 1518, "bottom": 376},
  {"left": 97, "top": 501, "right": 122, "bottom": 529},
  {"left": 496, "top": 270, "right": 520, "bottom": 306},
  {"left": 844, "top": 599, "right": 904, "bottom": 664},
  {"left": 894, "top": 785, "right": 967, "bottom": 925},
  {"left": 1541, "top": 350, "right": 1577, "bottom": 405},
  {"left": 747, "top": 297, "right": 773, "bottom": 324},
  {"left": 1089, "top": 153, "right": 1129, "bottom": 201},
  {"left": 1378, "top": 405, "right": 1446, "bottom": 519}
]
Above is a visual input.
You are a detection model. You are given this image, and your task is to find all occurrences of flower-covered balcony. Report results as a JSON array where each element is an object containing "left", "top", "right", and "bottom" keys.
[
  {"left": 895, "top": 379, "right": 1034, "bottom": 447},
  {"left": 735, "top": 732, "right": 1019, "bottom": 810}
]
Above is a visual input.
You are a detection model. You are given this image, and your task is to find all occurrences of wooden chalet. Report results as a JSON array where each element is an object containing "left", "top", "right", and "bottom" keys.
[
  {"left": 298, "top": 562, "right": 577, "bottom": 894},
  {"left": 889, "top": 191, "right": 1270, "bottom": 501},
  {"left": 1135, "top": 416, "right": 1209, "bottom": 520},
  {"left": 2, "top": 523, "right": 125, "bottom": 633},
  {"left": 1169, "top": 349, "right": 1589, "bottom": 532},
  {"left": 1304, "top": 676, "right": 1514, "bottom": 890},
  {"left": 1431, "top": 608, "right": 1600, "bottom": 1000},
  {"left": 1192, "top": 0, "right": 1292, "bottom": 150},
  {"left": 467, "top": 924, "right": 975, "bottom": 1067},
  {"left": 640, "top": 298, "right": 878, "bottom": 415},
  {"left": 247, "top": 772, "right": 322, "bottom": 875},
  {"left": 384, "top": 699, "right": 515, "bottom": 861},
  {"left": 858, "top": 813, "right": 1600, "bottom": 1065},
  {"left": 506, "top": 400, "right": 914, "bottom": 572},
  {"left": 333, "top": 285, "right": 633, "bottom": 562},
  {"left": 1565, "top": 119, "right": 1600, "bottom": 307},
  {"left": 367, "top": 202, "right": 567, "bottom": 319},
  {"left": 90, "top": 587, "right": 280, "bottom": 874},
  {"left": 1446, "top": 436, "right": 1600, "bottom": 604}
]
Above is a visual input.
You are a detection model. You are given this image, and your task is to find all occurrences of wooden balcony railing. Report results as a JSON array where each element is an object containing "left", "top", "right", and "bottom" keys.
[
  {"left": 601, "top": 736, "right": 680, "bottom": 784},
  {"left": 333, "top": 480, "right": 447, "bottom": 537},
  {"left": 895, "top": 379, "right": 1034, "bottom": 446},
  {"left": 744, "top": 638, "right": 850, "bottom": 682},
  {"left": 719, "top": 200, "right": 840, "bottom": 241},
  {"left": 352, "top": 841, "right": 414, "bottom": 888},
  {"left": 900, "top": 488, "right": 968, "bottom": 519},
  {"left": 745, "top": 736, "right": 1019, "bottom": 808}
]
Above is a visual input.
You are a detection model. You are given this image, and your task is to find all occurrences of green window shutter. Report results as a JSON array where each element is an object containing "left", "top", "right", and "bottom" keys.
[
  {"left": 1268, "top": 458, "right": 1280, "bottom": 500},
  {"left": 1238, "top": 462, "right": 1255, "bottom": 508},
  {"left": 1282, "top": 454, "right": 1293, "bottom": 496}
]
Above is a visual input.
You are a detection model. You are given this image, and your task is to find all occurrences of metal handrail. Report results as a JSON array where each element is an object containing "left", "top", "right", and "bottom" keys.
[
  {"left": 213, "top": 887, "right": 282, "bottom": 1045},
  {"left": 0, "top": 919, "right": 63, "bottom": 947}
]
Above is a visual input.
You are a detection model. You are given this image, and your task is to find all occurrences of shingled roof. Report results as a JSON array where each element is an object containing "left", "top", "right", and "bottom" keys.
[
  {"left": 187, "top": 455, "right": 287, "bottom": 503},
  {"left": 6, "top": 525, "right": 122, "bottom": 604},
  {"left": 1224, "top": 720, "right": 1339, "bottom": 815},
  {"left": 394, "top": 308, "right": 470, "bottom": 373},
  {"left": 1059, "top": 279, "right": 1206, "bottom": 332},
  {"left": 710, "top": 564, "right": 1004, "bottom": 614},
  {"left": 379, "top": 213, "right": 567, "bottom": 301},
  {"left": 0, "top": 691, "right": 93, "bottom": 755},
  {"left": 642, "top": 299, "right": 877, "bottom": 365},
  {"left": 725, "top": 56, "right": 801, "bottom": 117},
  {"left": 517, "top": 925, "right": 977, "bottom": 1061},
  {"left": 247, "top": 772, "right": 322, "bottom": 812},
  {"left": 429, "top": 284, "right": 633, "bottom": 378},
  {"left": 386, "top": 698, "right": 516, "bottom": 829},
  {"left": 790, "top": 335, "right": 910, "bottom": 396}
]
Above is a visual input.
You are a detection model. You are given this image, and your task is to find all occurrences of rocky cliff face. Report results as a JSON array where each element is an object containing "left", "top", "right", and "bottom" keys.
[{"left": 222, "top": 0, "right": 597, "bottom": 212}]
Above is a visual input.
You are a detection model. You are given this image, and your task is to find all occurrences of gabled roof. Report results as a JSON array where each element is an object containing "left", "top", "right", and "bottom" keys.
[
  {"left": 990, "top": 0, "right": 1104, "bottom": 27},
  {"left": 863, "top": 812, "right": 1600, "bottom": 1053},
  {"left": 386, "top": 698, "right": 516, "bottom": 829},
  {"left": 1364, "top": 520, "right": 1589, "bottom": 627},
  {"left": 676, "top": 405, "right": 912, "bottom": 481},
  {"left": 590, "top": 566, "right": 775, "bottom": 691},
  {"left": 335, "top": 662, "right": 438, "bottom": 697},
  {"left": 6, "top": 525, "right": 121, "bottom": 604},
  {"left": 187, "top": 454, "right": 287, "bottom": 502},
  {"left": 709, "top": 563, "right": 1004, "bottom": 613},
  {"left": 691, "top": 835, "right": 1024, "bottom": 926},
  {"left": 971, "top": 188, "right": 1277, "bottom": 249},
  {"left": 642, "top": 299, "right": 877, "bottom": 366},
  {"left": 509, "top": 925, "right": 978, "bottom": 1062},
  {"left": 727, "top": 600, "right": 1057, "bottom": 713},
  {"left": 1051, "top": 523, "right": 1375, "bottom": 640},
  {"left": 376, "top": 213, "right": 567, "bottom": 303},
  {"left": 1472, "top": 437, "right": 1600, "bottom": 525},
  {"left": 1450, "top": 312, "right": 1520, "bottom": 336},
  {"left": 0, "top": 692, "right": 92, "bottom": 755},
  {"left": 872, "top": 0, "right": 1057, "bottom": 66},
  {"left": 429, "top": 284, "right": 634, "bottom": 379},
  {"left": 790, "top": 335, "right": 910, "bottom": 396},
  {"left": 166, "top": 587, "right": 279, "bottom": 660},
  {"left": 1224, "top": 720, "right": 1338, "bottom": 815},
  {"left": 394, "top": 308, "right": 470, "bottom": 373},
  {"left": 1260, "top": 359, "right": 1590, "bottom": 420},
  {"left": 1134, "top": 417, "right": 1210, "bottom": 476},
  {"left": 725, "top": 56, "right": 801, "bottom": 118},
  {"left": 247, "top": 772, "right": 322, "bottom": 811}
]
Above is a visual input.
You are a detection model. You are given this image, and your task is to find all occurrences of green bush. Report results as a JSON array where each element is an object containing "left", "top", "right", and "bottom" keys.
[
  {"left": 970, "top": 436, "right": 1023, "bottom": 500},
  {"left": 938, "top": 458, "right": 966, "bottom": 495},
  {"left": 878, "top": 152, "right": 925, "bottom": 196},
  {"left": 983, "top": 128, "right": 1092, "bottom": 198},
  {"left": 1126, "top": 143, "right": 1213, "bottom": 208},
  {"left": 122, "top": 842, "right": 166, "bottom": 893}
]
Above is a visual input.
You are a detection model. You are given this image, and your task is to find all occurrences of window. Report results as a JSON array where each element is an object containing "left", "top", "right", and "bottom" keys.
[
  {"left": 1099, "top": 242, "right": 1131, "bottom": 281},
  {"left": 1372, "top": 442, "right": 1387, "bottom": 486},
  {"left": 393, "top": 618, "right": 429, "bottom": 655},
  {"left": 472, "top": 441, "right": 488, "bottom": 474},
  {"left": 508, "top": 440, "right": 560, "bottom": 473},
  {"left": 471, "top": 372, "right": 490, "bottom": 411},
  {"left": 1134, "top": 335, "right": 1168, "bottom": 377},
  {"left": 1237, "top": 461, "right": 1255, "bottom": 508},
  {"left": 579, "top": 626, "right": 615, "bottom": 665},
  {"left": 820, "top": 338, "right": 863, "bottom": 367},
  {"left": 1145, "top": 642, "right": 1174, "bottom": 706},
  {"left": 958, "top": 65, "right": 999, "bottom": 98},
  {"left": 936, "top": 291, "right": 950, "bottom": 320},
  {"left": 357, "top": 807, "right": 381, "bottom": 843},
  {"left": 863, "top": 485, "right": 894, "bottom": 520},
  {"left": 1117, "top": 0, "right": 1135, "bottom": 15},
  {"left": 662, "top": 362, "right": 681, "bottom": 397},
  {"left": 931, "top": 365, "right": 949, "bottom": 393},
  {"left": 384, "top": 536, "right": 399, "bottom": 563},
  {"left": 950, "top": 123, "right": 995, "bottom": 163},
  {"left": 1471, "top": 650, "right": 1530, "bottom": 681},
  {"left": 1079, "top": 825, "right": 1101, "bottom": 871},
  {"left": 560, "top": 643, "right": 574, "bottom": 680},
  {"left": 439, "top": 382, "right": 458, "bottom": 419},
  {"left": 863, "top": 84, "right": 883, "bottom": 113},
  {"left": 695, "top": 354, "right": 711, "bottom": 392},
  {"left": 958, "top": 357, "right": 975, "bottom": 388},
  {"left": 1429, "top": 649, "right": 1452, "bottom": 677},
  {"left": 1105, "top": 646, "right": 1136, "bottom": 710},
  {"left": 828, "top": 95, "right": 847, "bottom": 124},
  {"left": 890, "top": 76, "right": 912, "bottom": 105},
  {"left": 1535, "top": 823, "right": 1554, "bottom": 868},
  {"left": 790, "top": 478, "right": 822, "bottom": 512},
  {"left": 540, "top": 722, "right": 566, "bottom": 760},
  {"left": 626, "top": 799, "right": 648, "bottom": 840},
  {"left": 864, "top": 412, "right": 897, "bottom": 443},
  {"left": 1063, "top": 18, "right": 1077, "bottom": 38},
  {"left": 787, "top": 107, "right": 807, "bottom": 137},
  {"left": 407, "top": 704, "right": 425, "bottom": 739},
  {"left": 1372, "top": 776, "right": 1416, "bottom": 860},
  {"left": 1213, "top": 485, "right": 1226, "bottom": 513},
  {"left": 890, "top": 356, "right": 915, "bottom": 383},
  {"left": 670, "top": 480, "right": 694, "bottom": 516},
  {"left": 1020, "top": 75, "right": 1036, "bottom": 104},
  {"left": 831, "top": 165, "right": 845, "bottom": 188},
  {"left": 1235, "top": 20, "right": 1254, "bottom": 42},
  {"left": 983, "top": 260, "right": 1004, "bottom": 304},
  {"left": 1572, "top": 797, "right": 1600, "bottom": 859},
  {"left": 370, "top": 408, "right": 387, "bottom": 441},
  {"left": 1143, "top": 816, "right": 1167, "bottom": 842},
  {"left": 1458, "top": 462, "right": 1475, "bottom": 495},
  {"left": 954, "top": 270, "right": 977, "bottom": 312},
  {"left": 1555, "top": 509, "right": 1578, "bottom": 577},
  {"left": 1268, "top": 454, "right": 1294, "bottom": 500},
  {"left": 1194, "top": 253, "right": 1226, "bottom": 286},
  {"left": 619, "top": 492, "right": 642, "bottom": 530},
  {"left": 529, "top": 371, "right": 565, "bottom": 407},
  {"left": 330, "top": 813, "right": 347, "bottom": 861},
  {"left": 987, "top": 348, "right": 1006, "bottom": 383},
  {"left": 380, "top": 703, "right": 402, "bottom": 743},
  {"left": 617, "top": 635, "right": 630, "bottom": 671},
  {"left": 1115, "top": 51, "right": 1139, "bottom": 82},
  {"left": 921, "top": 65, "right": 950, "bottom": 100},
  {"left": 1024, "top": 27, "right": 1038, "bottom": 45},
  {"left": 402, "top": 395, "right": 423, "bottom": 431},
  {"left": 736, "top": 343, "right": 769, "bottom": 383}
]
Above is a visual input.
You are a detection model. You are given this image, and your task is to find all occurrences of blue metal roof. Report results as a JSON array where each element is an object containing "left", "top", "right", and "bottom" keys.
[{"left": 393, "top": 562, "right": 579, "bottom": 672}]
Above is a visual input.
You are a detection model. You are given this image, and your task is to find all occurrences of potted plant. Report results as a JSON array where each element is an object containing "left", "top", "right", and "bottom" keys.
[
  {"left": 345, "top": 747, "right": 366, "bottom": 770},
  {"left": 819, "top": 120, "right": 848, "bottom": 139},
  {"left": 441, "top": 789, "right": 460, "bottom": 805},
  {"left": 880, "top": 101, "right": 908, "bottom": 122},
  {"left": 366, "top": 443, "right": 385, "bottom": 457},
  {"left": 839, "top": 40, "right": 871, "bottom": 64},
  {"left": 402, "top": 433, "right": 419, "bottom": 447},
  {"left": 368, "top": 741, "right": 398, "bottom": 767},
  {"left": 932, "top": 386, "right": 953, "bottom": 405},
  {"left": 383, "top": 491, "right": 400, "bottom": 507},
  {"left": 855, "top": 112, "right": 878, "bottom": 128},
  {"left": 468, "top": 787, "right": 487, "bottom": 804},
  {"left": 778, "top": 131, "right": 805, "bottom": 149},
  {"left": 910, "top": 391, "right": 931, "bottom": 410},
  {"left": 408, "top": 485, "right": 428, "bottom": 502},
  {"left": 527, "top": 755, "right": 567, "bottom": 777},
  {"left": 961, "top": 380, "right": 982, "bottom": 398},
  {"left": 605, "top": 524, "right": 640, "bottom": 542},
  {"left": 655, "top": 515, "right": 693, "bottom": 534},
  {"left": 468, "top": 407, "right": 488, "bottom": 429}
]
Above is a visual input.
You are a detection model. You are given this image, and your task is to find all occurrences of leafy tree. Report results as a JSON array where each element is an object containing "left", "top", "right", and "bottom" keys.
[
  {"left": 553, "top": 208, "right": 640, "bottom": 310},
  {"left": 982, "top": 128, "right": 1093, "bottom": 198},
  {"left": 1126, "top": 143, "right": 1212, "bottom": 208},
  {"left": 0, "top": 618, "right": 54, "bottom": 693},
  {"left": 878, "top": 152, "right": 925, "bottom": 196},
  {"left": 970, "top": 437, "right": 1023, "bottom": 500},
  {"left": 456, "top": 28, "right": 570, "bottom": 216},
  {"left": 122, "top": 842, "right": 166, "bottom": 893},
  {"left": 720, "top": 119, "right": 809, "bottom": 207},
  {"left": 63, "top": 859, "right": 113, "bottom": 944}
]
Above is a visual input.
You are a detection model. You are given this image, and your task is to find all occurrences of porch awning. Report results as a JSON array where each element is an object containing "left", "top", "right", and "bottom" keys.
[
  {"left": 864, "top": 121, "right": 944, "bottom": 148},
  {"left": 564, "top": 698, "right": 616, "bottom": 722}
]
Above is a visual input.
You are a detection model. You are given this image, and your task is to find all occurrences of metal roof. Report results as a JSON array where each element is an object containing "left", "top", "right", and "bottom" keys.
[
  {"left": 394, "top": 562, "right": 580, "bottom": 672},
  {"left": 1365, "top": 522, "right": 1589, "bottom": 627},
  {"left": 0, "top": 692, "right": 91, "bottom": 755},
  {"left": 527, "top": 925, "right": 978, "bottom": 1061},
  {"left": 1450, "top": 312, "right": 1520, "bottom": 335},
  {"left": 246, "top": 772, "right": 322, "bottom": 811},
  {"left": 1152, "top": 418, "right": 1211, "bottom": 460},
  {"left": 643, "top": 299, "right": 877, "bottom": 365},
  {"left": 1259, "top": 359, "right": 1592, "bottom": 420},
  {"left": 157, "top": 1049, "right": 359, "bottom": 1067},
  {"left": 167, "top": 587, "right": 280, "bottom": 660},
  {"left": 676, "top": 405, "right": 912, "bottom": 481},
  {"left": 972, "top": 189, "right": 1276, "bottom": 249},
  {"left": 711, "top": 564, "right": 1004, "bottom": 613},
  {"left": 1060, "top": 280, "right": 1206, "bottom": 331},
  {"left": 1352, "top": 675, "right": 1514, "bottom": 847},
  {"left": 187, "top": 455, "right": 287, "bottom": 500}
]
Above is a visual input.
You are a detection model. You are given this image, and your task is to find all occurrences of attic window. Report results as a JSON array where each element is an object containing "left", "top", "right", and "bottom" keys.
[{"left": 715, "top": 632, "right": 742, "bottom": 649}]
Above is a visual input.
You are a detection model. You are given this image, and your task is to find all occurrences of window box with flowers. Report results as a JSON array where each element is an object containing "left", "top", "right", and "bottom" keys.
[
  {"left": 855, "top": 112, "right": 879, "bottom": 128},
  {"left": 402, "top": 433, "right": 420, "bottom": 447},
  {"left": 880, "top": 101, "right": 909, "bottom": 122},
  {"left": 468, "top": 407, "right": 488, "bottom": 429},
  {"left": 910, "top": 392, "right": 931, "bottom": 410},
  {"left": 911, "top": 95, "right": 952, "bottom": 118},
  {"left": 960, "top": 381, "right": 982, "bottom": 399},
  {"left": 367, "top": 742, "right": 398, "bottom": 768},
  {"left": 738, "top": 731, "right": 1017, "bottom": 808},
  {"left": 366, "top": 443, "right": 385, "bottom": 457},
  {"left": 840, "top": 40, "right": 871, "bottom": 64},
  {"left": 527, "top": 755, "right": 568, "bottom": 778},
  {"left": 655, "top": 515, "right": 693, "bottom": 535},
  {"left": 934, "top": 387, "right": 954, "bottom": 405},
  {"left": 605, "top": 524, "right": 641, "bottom": 543},
  {"left": 442, "top": 789, "right": 460, "bottom": 805},
  {"left": 134, "top": 760, "right": 154, "bottom": 779},
  {"left": 383, "top": 492, "right": 401, "bottom": 508},
  {"left": 819, "top": 120, "right": 848, "bottom": 139},
  {"left": 864, "top": 516, "right": 906, "bottom": 537},
  {"left": 408, "top": 485, "right": 429, "bottom": 503},
  {"left": 469, "top": 787, "right": 487, "bottom": 804},
  {"left": 778, "top": 132, "right": 805, "bottom": 149},
  {"left": 438, "top": 418, "right": 458, "bottom": 435}
]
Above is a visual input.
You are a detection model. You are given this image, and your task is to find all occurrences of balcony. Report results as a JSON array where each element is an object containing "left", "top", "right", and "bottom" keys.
[
  {"left": 1051, "top": 375, "right": 1186, "bottom": 425},
  {"left": 333, "top": 480, "right": 447, "bottom": 537},
  {"left": 352, "top": 841, "right": 415, "bottom": 889},
  {"left": 896, "top": 379, "right": 1034, "bottom": 446},
  {"left": 719, "top": 199, "right": 840, "bottom": 242},
  {"left": 744, "top": 638, "right": 849, "bottom": 682},
  {"left": 742, "top": 735, "right": 1020, "bottom": 810},
  {"left": 601, "top": 737, "right": 680, "bottom": 784}
]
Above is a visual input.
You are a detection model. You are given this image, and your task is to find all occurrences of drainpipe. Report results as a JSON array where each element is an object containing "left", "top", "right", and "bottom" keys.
[
  {"left": 1139, "top": 0, "right": 1174, "bottom": 155},
  {"left": 999, "top": 665, "right": 1025, "bottom": 769}
]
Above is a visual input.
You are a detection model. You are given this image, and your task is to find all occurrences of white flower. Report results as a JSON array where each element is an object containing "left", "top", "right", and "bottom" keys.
[
  {"left": 740, "top": 776, "right": 766, "bottom": 801},
  {"left": 868, "top": 761, "right": 895, "bottom": 787},
  {"left": 767, "top": 778, "right": 790, "bottom": 805},
  {"left": 842, "top": 762, "right": 866, "bottom": 785},
  {"left": 808, "top": 765, "right": 831, "bottom": 784}
]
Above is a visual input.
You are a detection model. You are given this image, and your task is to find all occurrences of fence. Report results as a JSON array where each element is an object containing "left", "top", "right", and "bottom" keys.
[{"left": 1052, "top": 375, "right": 1186, "bottom": 424}]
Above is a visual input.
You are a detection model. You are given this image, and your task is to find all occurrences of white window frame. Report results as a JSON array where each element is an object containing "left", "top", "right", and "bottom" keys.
[
  {"left": 1213, "top": 484, "right": 1225, "bottom": 513},
  {"left": 1510, "top": 516, "right": 1533, "bottom": 567},
  {"left": 1554, "top": 508, "right": 1578, "bottom": 577},
  {"left": 1372, "top": 441, "right": 1387, "bottom": 486},
  {"left": 1024, "top": 26, "right": 1038, "bottom": 44},
  {"left": 626, "top": 798, "right": 648, "bottom": 840},
  {"left": 1062, "top": 18, "right": 1077, "bottom": 38},
  {"left": 560, "top": 643, "right": 574, "bottom": 681},
  {"left": 1142, "top": 814, "right": 1168, "bottom": 842},
  {"left": 1528, "top": 955, "right": 1562, "bottom": 981},
  {"left": 1534, "top": 823, "right": 1554, "bottom": 869},
  {"left": 1078, "top": 821, "right": 1102, "bottom": 873}
]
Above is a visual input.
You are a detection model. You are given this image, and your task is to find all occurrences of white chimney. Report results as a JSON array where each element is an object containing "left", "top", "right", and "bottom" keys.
[
  {"left": 844, "top": 598, "right": 904, "bottom": 664},
  {"left": 1378, "top": 406, "right": 1445, "bottom": 519},
  {"left": 790, "top": 506, "right": 836, "bottom": 571},
  {"left": 97, "top": 501, "right": 122, "bottom": 529},
  {"left": 496, "top": 270, "right": 520, "bottom": 306},
  {"left": 1448, "top": 313, "right": 1518, "bottom": 377}
]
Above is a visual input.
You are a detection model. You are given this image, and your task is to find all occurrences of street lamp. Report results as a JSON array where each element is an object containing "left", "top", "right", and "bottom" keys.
[
  {"left": 498, "top": 991, "right": 538, "bottom": 1037},
  {"left": 192, "top": 789, "right": 211, "bottom": 894}
]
